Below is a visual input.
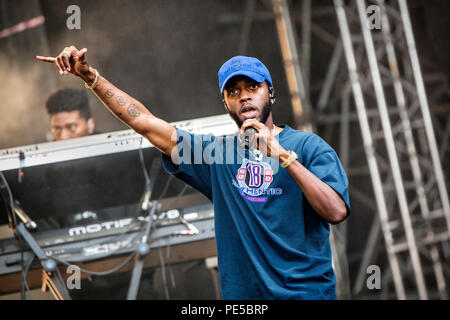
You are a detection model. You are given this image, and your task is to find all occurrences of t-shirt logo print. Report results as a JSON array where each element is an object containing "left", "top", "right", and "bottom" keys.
[{"left": 236, "top": 159, "right": 273, "bottom": 197}]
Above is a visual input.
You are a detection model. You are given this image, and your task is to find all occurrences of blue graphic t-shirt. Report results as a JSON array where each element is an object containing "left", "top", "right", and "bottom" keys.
[{"left": 162, "top": 125, "right": 350, "bottom": 299}]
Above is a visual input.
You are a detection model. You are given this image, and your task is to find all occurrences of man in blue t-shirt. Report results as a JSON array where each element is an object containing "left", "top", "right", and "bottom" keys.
[{"left": 38, "top": 48, "right": 350, "bottom": 300}]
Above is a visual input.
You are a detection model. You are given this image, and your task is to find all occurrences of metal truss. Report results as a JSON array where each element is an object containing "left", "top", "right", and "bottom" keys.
[
  {"left": 332, "top": 0, "right": 450, "bottom": 299},
  {"left": 217, "top": 0, "right": 450, "bottom": 300}
]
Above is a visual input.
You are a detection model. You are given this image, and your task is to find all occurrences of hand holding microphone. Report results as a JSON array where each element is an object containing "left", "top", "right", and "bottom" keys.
[{"left": 240, "top": 119, "right": 286, "bottom": 159}]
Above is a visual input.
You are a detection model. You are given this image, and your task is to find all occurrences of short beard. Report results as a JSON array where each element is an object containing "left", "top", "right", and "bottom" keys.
[{"left": 227, "top": 96, "right": 272, "bottom": 128}]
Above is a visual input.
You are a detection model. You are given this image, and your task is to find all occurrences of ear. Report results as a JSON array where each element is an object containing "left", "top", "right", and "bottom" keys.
[
  {"left": 87, "top": 118, "right": 95, "bottom": 134},
  {"left": 222, "top": 99, "right": 229, "bottom": 112},
  {"left": 269, "top": 87, "right": 276, "bottom": 103}
]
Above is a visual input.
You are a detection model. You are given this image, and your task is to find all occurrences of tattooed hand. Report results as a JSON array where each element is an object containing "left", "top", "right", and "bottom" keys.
[{"left": 36, "top": 45, "right": 95, "bottom": 84}]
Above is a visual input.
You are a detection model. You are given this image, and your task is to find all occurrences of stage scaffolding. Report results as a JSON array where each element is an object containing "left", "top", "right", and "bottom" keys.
[{"left": 220, "top": 0, "right": 450, "bottom": 299}]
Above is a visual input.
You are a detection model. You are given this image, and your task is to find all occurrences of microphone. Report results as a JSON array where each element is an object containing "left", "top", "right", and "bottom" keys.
[{"left": 241, "top": 126, "right": 257, "bottom": 150}]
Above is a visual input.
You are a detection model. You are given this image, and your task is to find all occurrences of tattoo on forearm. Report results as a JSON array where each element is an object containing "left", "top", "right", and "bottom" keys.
[
  {"left": 105, "top": 89, "right": 115, "bottom": 98},
  {"left": 116, "top": 96, "right": 127, "bottom": 106},
  {"left": 127, "top": 104, "right": 140, "bottom": 117}
]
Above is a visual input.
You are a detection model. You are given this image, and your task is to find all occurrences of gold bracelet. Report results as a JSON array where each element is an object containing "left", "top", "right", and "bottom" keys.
[
  {"left": 84, "top": 69, "right": 99, "bottom": 90},
  {"left": 281, "top": 150, "right": 298, "bottom": 168}
]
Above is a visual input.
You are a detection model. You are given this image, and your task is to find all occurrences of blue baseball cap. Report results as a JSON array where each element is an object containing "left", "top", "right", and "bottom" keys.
[{"left": 218, "top": 56, "right": 273, "bottom": 93}]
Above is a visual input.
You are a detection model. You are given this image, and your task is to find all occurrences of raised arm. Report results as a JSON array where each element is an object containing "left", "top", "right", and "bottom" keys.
[{"left": 36, "top": 46, "right": 177, "bottom": 156}]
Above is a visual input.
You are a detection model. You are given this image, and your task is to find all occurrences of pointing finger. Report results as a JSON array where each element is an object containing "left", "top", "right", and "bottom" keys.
[{"left": 36, "top": 56, "right": 55, "bottom": 63}]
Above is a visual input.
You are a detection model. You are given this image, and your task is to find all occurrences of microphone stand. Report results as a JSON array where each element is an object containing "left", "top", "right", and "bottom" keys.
[
  {"left": 126, "top": 158, "right": 161, "bottom": 300},
  {"left": 10, "top": 203, "right": 71, "bottom": 300},
  {"left": 2, "top": 164, "right": 70, "bottom": 300}
]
